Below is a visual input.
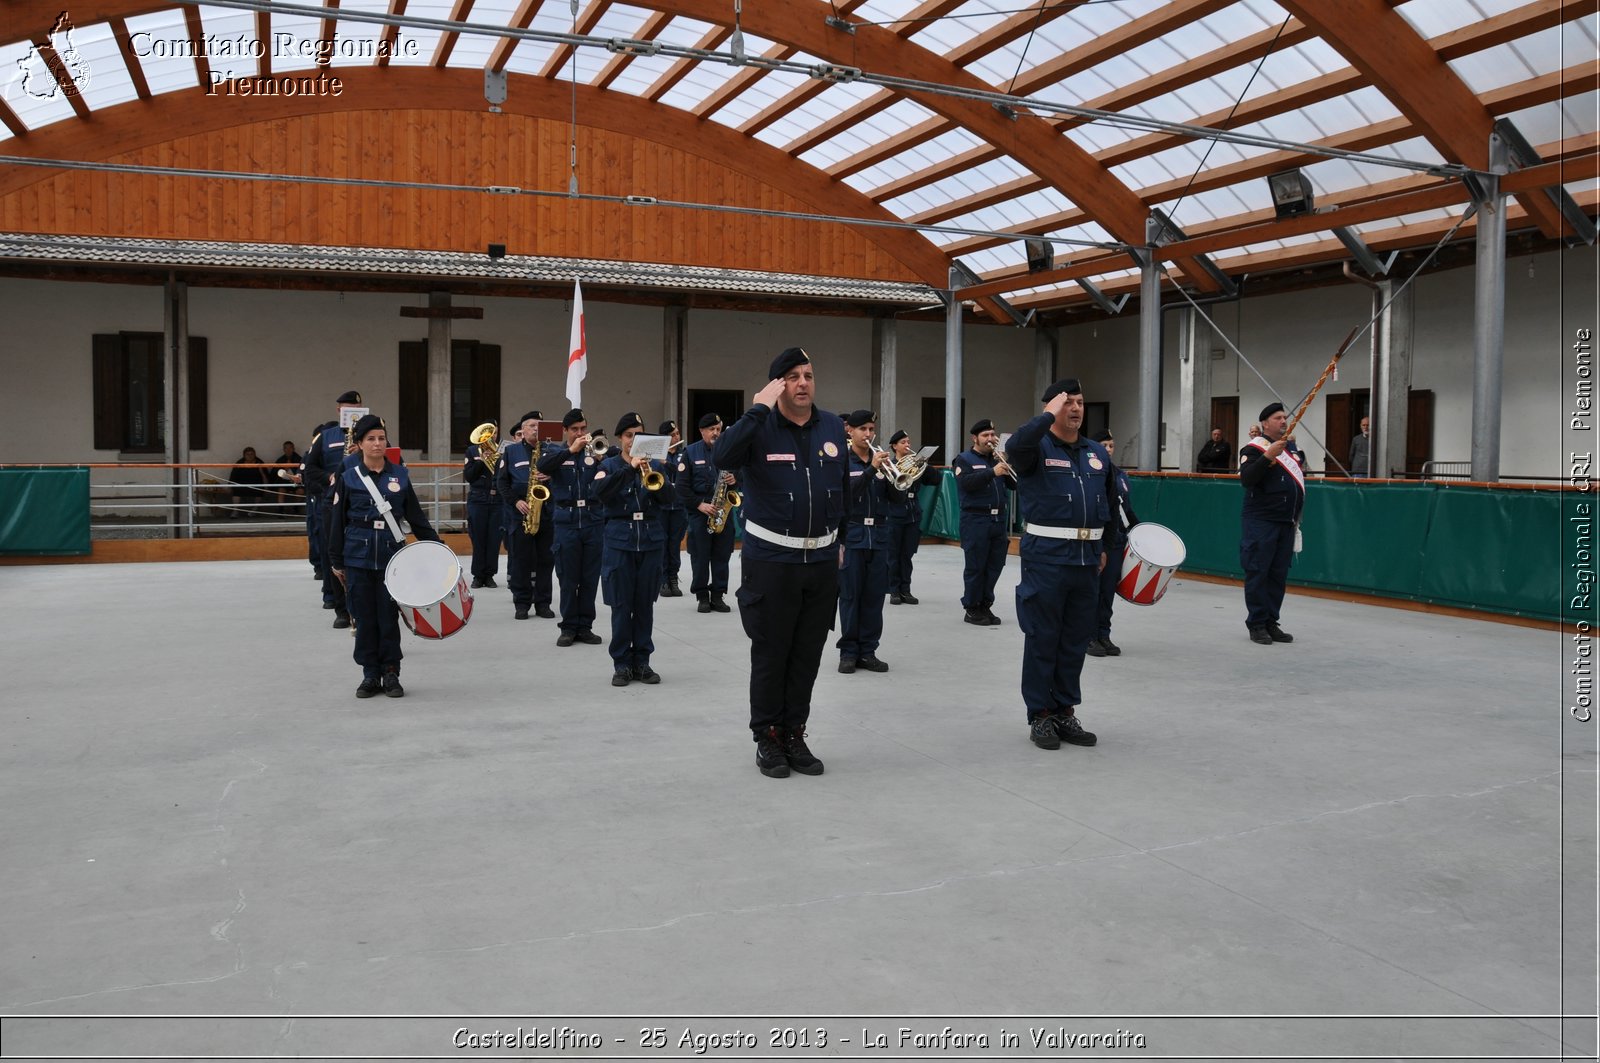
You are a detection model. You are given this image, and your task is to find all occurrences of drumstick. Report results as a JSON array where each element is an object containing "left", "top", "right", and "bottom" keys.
[{"left": 1285, "top": 326, "right": 1361, "bottom": 439}]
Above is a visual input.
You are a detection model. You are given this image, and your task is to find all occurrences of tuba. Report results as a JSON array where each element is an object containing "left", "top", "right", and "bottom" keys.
[
  {"left": 469, "top": 422, "right": 500, "bottom": 472},
  {"left": 708, "top": 473, "right": 741, "bottom": 534}
]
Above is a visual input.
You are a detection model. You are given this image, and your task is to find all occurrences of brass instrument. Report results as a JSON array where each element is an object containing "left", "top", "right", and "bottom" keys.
[
  {"left": 869, "top": 442, "right": 926, "bottom": 492},
  {"left": 522, "top": 475, "right": 551, "bottom": 535},
  {"left": 585, "top": 433, "right": 610, "bottom": 458},
  {"left": 708, "top": 473, "right": 741, "bottom": 534},
  {"left": 640, "top": 460, "right": 666, "bottom": 492},
  {"left": 990, "top": 442, "right": 1016, "bottom": 481},
  {"left": 468, "top": 421, "right": 500, "bottom": 472},
  {"left": 344, "top": 421, "right": 358, "bottom": 456}
]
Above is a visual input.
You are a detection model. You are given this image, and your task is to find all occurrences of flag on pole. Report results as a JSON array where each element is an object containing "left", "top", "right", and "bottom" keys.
[{"left": 565, "top": 279, "right": 587, "bottom": 410}]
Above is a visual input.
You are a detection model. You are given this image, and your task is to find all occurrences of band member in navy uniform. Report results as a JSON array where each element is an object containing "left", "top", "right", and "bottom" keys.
[
  {"left": 463, "top": 427, "right": 503, "bottom": 589},
  {"left": 1008, "top": 379, "right": 1118, "bottom": 750},
  {"left": 1240, "top": 401, "right": 1305, "bottom": 646},
  {"left": 495, "top": 411, "right": 555, "bottom": 620},
  {"left": 679, "top": 413, "right": 737, "bottom": 614},
  {"left": 715, "top": 347, "right": 850, "bottom": 779},
  {"left": 303, "top": 389, "right": 365, "bottom": 628},
  {"left": 1088, "top": 429, "right": 1138, "bottom": 658},
  {"left": 837, "top": 410, "right": 898, "bottom": 674},
  {"left": 953, "top": 419, "right": 1015, "bottom": 626},
  {"left": 538, "top": 408, "right": 606, "bottom": 647},
  {"left": 655, "top": 420, "right": 687, "bottom": 598},
  {"left": 593, "top": 413, "right": 669, "bottom": 686},
  {"left": 885, "top": 429, "right": 923, "bottom": 606},
  {"left": 327, "top": 414, "right": 442, "bottom": 699}
]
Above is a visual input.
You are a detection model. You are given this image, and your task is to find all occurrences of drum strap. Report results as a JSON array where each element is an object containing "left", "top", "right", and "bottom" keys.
[{"left": 357, "top": 471, "right": 407, "bottom": 545}]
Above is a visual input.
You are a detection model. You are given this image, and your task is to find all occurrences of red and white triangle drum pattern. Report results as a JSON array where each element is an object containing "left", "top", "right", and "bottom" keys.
[
  {"left": 1115, "top": 522, "right": 1187, "bottom": 607},
  {"left": 385, "top": 540, "right": 475, "bottom": 640}
]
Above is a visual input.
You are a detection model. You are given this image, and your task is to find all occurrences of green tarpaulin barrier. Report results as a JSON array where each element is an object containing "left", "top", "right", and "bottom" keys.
[{"left": 0, "top": 467, "right": 91, "bottom": 556}]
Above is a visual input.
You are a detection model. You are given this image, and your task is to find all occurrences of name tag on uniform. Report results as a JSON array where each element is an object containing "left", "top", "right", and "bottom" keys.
[
  {"left": 515, "top": 460, "right": 529, "bottom": 468},
  {"left": 971, "top": 463, "right": 988, "bottom": 469},
  {"left": 694, "top": 460, "right": 706, "bottom": 465},
  {"left": 768, "top": 453, "right": 796, "bottom": 462},
  {"left": 1045, "top": 458, "right": 1071, "bottom": 468},
  {"left": 631, "top": 512, "right": 644, "bottom": 521},
  {"left": 850, "top": 470, "right": 864, "bottom": 477},
  {"left": 562, "top": 460, "right": 575, "bottom": 467}
]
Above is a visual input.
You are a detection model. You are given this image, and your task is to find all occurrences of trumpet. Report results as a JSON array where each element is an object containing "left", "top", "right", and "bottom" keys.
[
  {"left": 639, "top": 459, "right": 666, "bottom": 492},
  {"left": 468, "top": 421, "right": 500, "bottom": 472},
  {"left": 585, "top": 432, "right": 610, "bottom": 458}
]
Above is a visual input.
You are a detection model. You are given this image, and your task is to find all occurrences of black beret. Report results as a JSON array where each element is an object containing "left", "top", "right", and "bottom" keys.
[
  {"left": 969, "top": 419, "right": 995, "bottom": 436},
  {"left": 562, "top": 408, "right": 586, "bottom": 428},
  {"left": 1092, "top": 429, "right": 1113, "bottom": 443},
  {"left": 1259, "top": 401, "right": 1286, "bottom": 421},
  {"left": 1041, "top": 378, "right": 1082, "bottom": 403},
  {"left": 697, "top": 413, "right": 722, "bottom": 430},
  {"left": 350, "top": 413, "right": 385, "bottom": 442},
  {"left": 888, "top": 429, "right": 908, "bottom": 445},
  {"left": 844, "top": 409, "right": 877, "bottom": 428},
  {"left": 615, "top": 411, "right": 644, "bottom": 436},
  {"left": 768, "top": 346, "right": 811, "bottom": 380},
  {"left": 336, "top": 390, "right": 363, "bottom": 405},
  {"left": 658, "top": 420, "right": 677, "bottom": 435},
  {"left": 518, "top": 410, "right": 542, "bottom": 426}
]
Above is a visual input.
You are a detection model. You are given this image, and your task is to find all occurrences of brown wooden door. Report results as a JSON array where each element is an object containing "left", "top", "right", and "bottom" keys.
[
  {"left": 1406, "top": 389, "right": 1433, "bottom": 477},
  {"left": 1209, "top": 396, "right": 1238, "bottom": 470}
]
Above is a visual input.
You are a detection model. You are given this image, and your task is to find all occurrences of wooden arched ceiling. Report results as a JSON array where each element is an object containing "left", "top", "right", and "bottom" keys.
[{"left": 2, "top": 0, "right": 1594, "bottom": 314}]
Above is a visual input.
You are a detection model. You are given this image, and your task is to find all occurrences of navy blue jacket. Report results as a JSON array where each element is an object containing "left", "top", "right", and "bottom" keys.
[
  {"left": 842, "top": 448, "right": 905, "bottom": 551},
  {"left": 677, "top": 439, "right": 740, "bottom": 509},
  {"left": 536, "top": 440, "right": 604, "bottom": 529},
  {"left": 953, "top": 446, "right": 1016, "bottom": 518},
  {"left": 463, "top": 444, "right": 500, "bottom": 505},
  {"left": 1240, "top": 440, "right": 1306, "bottom": 524},
  {"left": 592, "top": 456, "right": 669, "bottom": 553},
  {"left": 1104, "top": 460, "right": 1139, "bottom": 550},
  {"left": 658, "top": 445, "right": 686, "bottom": 511},
  {"left": 327, "top": 460, "right": 440, "bottom": 571},
  {"left": 1008, "top": 413, "right": 1118, "bottom": 566},
  {"left": 713, "top": 402, "right": 852, "bottom": 564},
  {"left": 302, "top": 419, "right": 348, "bottom": 500}
]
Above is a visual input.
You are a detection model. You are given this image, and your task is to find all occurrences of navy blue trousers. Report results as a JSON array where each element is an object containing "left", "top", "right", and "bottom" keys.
[
  {"left": 1096, "top": 538, "right": 1126, "bottom": 639},
  {"left": 886, "top": 520, "right": 920, "bottom": 595},
  {"left": 837, "top": 547, "right": 890, "bottom": 658},
  {"left": 503, "top": 505, "right": 555, "bottom": 610},
  {"left": 686, "top": 519, "right": 735, "bottom": 596},
  {"left": 466, "top": 500, "right": 502, "bottom": 580},
  {"left": 345, "top": 566, "right": 402, "bottom": 679},
  {"left": 554, "top": 521, "right": 603, "bottom": 634},
  {"left": 1240, "top": 518, "right": 1295, "bottom": 628},
  {"left": 306, "top": 494, "right": 324, "bottom": 574},
  {"left": 959, "top": 514, "right": 1009, "bottom": 610},
  {"left": 602, "top": 544, "right": 662, "bottom": 667},
  {"left": 737, "top": 557, "right": 838, "bottom": 735},
  {"left": 658, "top": 508, "right": 687, "bottom": 583},
  {"left": 1016, "top": 559, "right": 1098, "bottom": 720},
  {"left": 318, "top": 499, "right": 345, "bottom": 611}
]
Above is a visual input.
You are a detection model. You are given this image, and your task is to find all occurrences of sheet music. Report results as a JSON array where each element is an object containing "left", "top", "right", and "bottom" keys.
[
  {"left": 338, "top": 406, "right": 370, "bottom": 429},
  {"left": 631, "top": 434, "right": 670, "bottom": 462}
]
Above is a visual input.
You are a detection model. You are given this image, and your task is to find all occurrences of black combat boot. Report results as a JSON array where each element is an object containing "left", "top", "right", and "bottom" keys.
[{"left": 756, "top": 727, "right": 791, "bottom": 778}]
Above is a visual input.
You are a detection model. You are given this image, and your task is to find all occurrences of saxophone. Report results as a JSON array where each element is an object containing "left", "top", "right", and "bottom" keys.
[
  {"left": 523, "top": 472, "right": 551, "bottom": 535},
  {"left": 708, "top": 472, "right": 741, "bottom": 534}
]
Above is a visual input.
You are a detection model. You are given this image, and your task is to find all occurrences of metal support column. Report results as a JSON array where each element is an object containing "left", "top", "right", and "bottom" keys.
[
  {"left": 426, "top": 291, "right": 452, "bottom": 524},
  {"left": 1177, "top": 306, "right": 1209, "bottom": 473},
  {"left": 1136, "top": 217, "right": 1163, "bottom": 471},
  {"left": 663, "top": 304, "right": 686, "bottom": 428},
  {"left": 1471, "top": 132, "right": 1509, "bottom": 482},
  {"left": 872, "top": 316, "right": 898, "bottom": 435},
  {"left": 1033, "top": 326, "right": 1057, "bottom": 412},
  {"left": 164, "top": 276, "right": 192, "bottom": 539},
  {"left": 944, "top": 273, "right": 964, "bottom": 468},
  {"left": 1370, "top": 279, "right": 1414, "bottom": 480}
]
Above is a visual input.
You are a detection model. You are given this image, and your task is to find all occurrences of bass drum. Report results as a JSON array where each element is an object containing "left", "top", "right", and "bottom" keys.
[{"left": 385, "top": 539, "right": 473, "bottom": 639}]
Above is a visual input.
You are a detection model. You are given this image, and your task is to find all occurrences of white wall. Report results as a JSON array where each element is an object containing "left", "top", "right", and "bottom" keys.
[{"left": 1, "top": 246, "right": 1592, "bottom": 479}]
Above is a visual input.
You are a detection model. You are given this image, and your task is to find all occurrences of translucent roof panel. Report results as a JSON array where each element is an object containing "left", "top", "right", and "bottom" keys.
[
  {"left": 118, "top": 11, "right": 203, "bottom": 95},
  {"left": 1398, "top": 0, "right": 1547, "bottom": 39},
  {"left": 950, "top": 242, "right": 1027, "bottom": 277},
  {"left": 702, "top": 67, "right": 813, "bottom": 130},
  {"left": 1450, "top": 22, "right": 1600, "bottom": 94},
  {"left": 879, "top": 155, "right": 1034, "bottom": 217},
  {"left": 380, "top": 0, "right": 453, "bottom": 65},
  {"left": 1500, "top": 93, "right": 1600, "bottom": 149},
  {"left": 958, "top": 0, "right": 1167, "bottom": 89},
  {"left": 60, "top": 20, "right": 142, "bottom": 111},
  {"left": 261, "top": 10, "right": 325, "bottom": 74},
  {"left": 905, "top": 2, "right": 1011, "bottom": 56},
  {"left": 652, "top": 33, "right": 782, "bottom": 110},
  {"left": 330, "top": 0, "right": 388, "bottom": 68},
  {"left": 196, "top": 5, "right": 260, "bottom": 82},
  {"left": 1, "top": 38, "right": 82, "bottom": 129},
  {"left": 796, "top": 96, "right": 940, "bottom": 170},
  {"left": 437, "top": 0, "right": 523, "bottom": 69}
]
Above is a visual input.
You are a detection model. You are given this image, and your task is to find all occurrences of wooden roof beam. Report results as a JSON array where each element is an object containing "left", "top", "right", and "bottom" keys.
[
  {"left": 0, "top": 98, "right": 26, "bottom": 138},
  {"left": 639, "top": 24, "right": 728, "bottom": 99},
  {"left": 109, "top": 16, "right": 153, "bottom": 98},
  {"left": 692, "top": 44, "right": 799, "bottom": 120},
  {"left": 316, "top": 0, "right": 340, "bottom": 69},
  {"left": 182, "top": 6, "right": 211, "bottom": 90},
  {"left": 256, "top": 9, "right": 272, "bottom": 75},
  {"left": 1433, "top": 0, "right": 1599, "bottom": 61},
  {"left": 694, "top": 0, "right": 870, "bottom": 125},
  {"left": 593, "top": 10, "right": 671, "bottom": 92},
  {"left": 1008, "top": 0, "right": 1237, "bottom": 98},
  {"left": 536, "top": 0, "right": 612, "bottom": 79},
  {"left": 943, "top": 0, "right": 1092, "bottom": 65},
  {"left": 430, "top": 0, "right": 477, "bottom": 68}
]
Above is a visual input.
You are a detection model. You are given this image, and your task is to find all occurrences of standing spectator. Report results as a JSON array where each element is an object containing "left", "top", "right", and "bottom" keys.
[
  {"left": 1196, "top": 428, "right": 1232, "bottom": 473},
  {"left": 1348, "top": 416, "right": 1372, "bottom": 477}
]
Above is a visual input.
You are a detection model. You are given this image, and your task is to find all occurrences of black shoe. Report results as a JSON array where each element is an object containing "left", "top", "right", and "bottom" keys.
[
  {"left": 611, "top": 669, "right": 631, "bottom": 687},
  {"left": 1266, "top": 622, "right": 1294, "bottom": 643},
  {"left": 964, "top": 609, "right": 989, "bottom": 626},
  {"left": 515, "top": 607, "right": 530, "bottom": 620},
  {"left": 698, "top": 594, "right": 712, "bottom": 614},
  {"left": 557, "top": 631, "right": 577, "bottom": 647},
  {"left": 577, "top": 630, "right": 603, "bottom": 645},
  {"left": 756, "top": 727, "right": 791, "bottom": 778},
  {"left": 332, "top": 612, "right": 351, "bottom": 629},
  {"left": 1086, "top": 637, "right": 1107, "bottom": 658},
  {"left": 1100, "top": 637, "right": 1122, "bottom": 657},
  {"left": 381, "top": 670, "right": 404, "bottom": 699},
  {"left": 838, "top": 657, "right": 857, "bottom": 674},
  {"left": 666, "top": 577, "right": 681, "bottom": 597},
  {"left": 857, "top": 655, "right": 889, "bottom": 673},
  {"left": 471, "top": 576, "right": 486, "bottom": 588},
  {"left": 1055, "top": 712, "right": 1096, "bottom": 746},
  {"left": 784, "top": 728, "right": 824, "bottom": 775},
  {"left": 901, "top": 592, "right": 919, "bottom": 605},
  {"left": 1030, "top": 714, "right": 1061, "bottom": 750},
  {"left": 355, "top": 676, "right": 382, "bottom": 699},
  {"left": 659, "top": 582, "right": 671, "bottom": 597},
  {"left": 710, "top": 593, "right": 731, "bottom": 613},
  {"left": 313, "top": 571, "right": 324, "bottom": 581},
  {"left": 1248, "top": 626, "right": 1273, "bottom": 645},
  {"left": 633, "top": 665, "right": 661, "bottom": 684},
  {"left": 890, "top": 593, "right": 904, "bottom": 605},
  {"left": 483, "top": 577, "right": 498, "bottom": 588},
  {"left": 322, "top": 601, "right": 335, "bottom": 610},
  {"left": 983, "top": 607, "right": 1003, "bottom": 626},
  {"left": 535, "top": 605, "right": 555, "bottom": 619}
]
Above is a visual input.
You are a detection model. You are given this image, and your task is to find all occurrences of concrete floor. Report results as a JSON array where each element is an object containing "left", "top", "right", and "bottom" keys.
[{"left": 0, "top": 545, "right": 1592, "bottom": 1060}]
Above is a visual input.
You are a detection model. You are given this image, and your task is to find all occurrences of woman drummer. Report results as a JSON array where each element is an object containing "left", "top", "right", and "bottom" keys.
[{"left": 327, "top": 413, "right": 441, "bottom": 699}]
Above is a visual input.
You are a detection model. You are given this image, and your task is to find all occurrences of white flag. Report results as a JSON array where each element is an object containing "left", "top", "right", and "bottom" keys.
[{"left": 565, "top": 279, "right": 587, "bottom": 410}]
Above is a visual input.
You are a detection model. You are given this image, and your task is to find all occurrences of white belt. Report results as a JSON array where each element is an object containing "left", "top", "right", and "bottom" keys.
[
  {"left": 743, "top": 518, "right": 838, "bottom": 551},
  {"left": 1025, "top": 522, "right": 1103, "bottom": 541}
]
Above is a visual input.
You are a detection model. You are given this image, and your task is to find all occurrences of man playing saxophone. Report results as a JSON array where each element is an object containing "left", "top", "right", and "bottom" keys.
[
  {"left": 494, "top": 411, "right": 556, "bottom": 621},
  {"left": 678, "top": 413, "right": 738, "bottom": 614}
]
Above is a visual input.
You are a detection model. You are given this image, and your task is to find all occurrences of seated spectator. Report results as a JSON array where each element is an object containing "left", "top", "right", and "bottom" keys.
[{"left": 230, "top": 447, "right": 270, "bottom": 516}]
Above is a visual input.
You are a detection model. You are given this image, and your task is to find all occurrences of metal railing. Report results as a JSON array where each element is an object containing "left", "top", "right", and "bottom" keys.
[
  {"left": 1419, "top": 460, "right": 1472, "bottom": 481},
  {"left": 33, "top": 462, "right": 471, "bottom": 539}
]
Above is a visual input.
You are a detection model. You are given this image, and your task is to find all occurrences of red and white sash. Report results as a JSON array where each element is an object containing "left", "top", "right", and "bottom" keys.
[{"left": 1245, "top": 437, "right": 1306, "bottom": 493}]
